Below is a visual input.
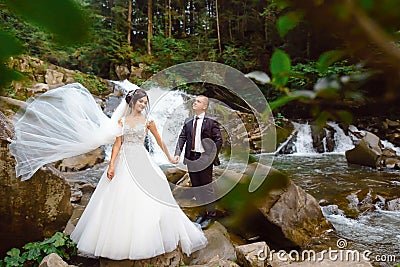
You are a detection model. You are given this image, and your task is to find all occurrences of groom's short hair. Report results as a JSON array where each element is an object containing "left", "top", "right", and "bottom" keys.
[{"left": 198, "top": 95, "right": 209, "bottom": 108}]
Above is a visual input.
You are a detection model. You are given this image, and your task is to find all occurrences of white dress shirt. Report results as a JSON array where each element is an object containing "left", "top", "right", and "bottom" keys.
[{"left": 192, "top": 112, "right": 205, "bottom": 153}]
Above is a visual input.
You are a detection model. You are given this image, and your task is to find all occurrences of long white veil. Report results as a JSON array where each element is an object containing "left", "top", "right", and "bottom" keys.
[{"left": 10, "top": 83, "right": 125, "bottom": 181}]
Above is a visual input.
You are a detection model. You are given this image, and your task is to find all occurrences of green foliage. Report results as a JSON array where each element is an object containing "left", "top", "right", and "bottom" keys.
[
  {"left": 4, "top": 0, "right": 90, "bottom": 44},
  {"left": 274, "top": 112, "right": 286, "bottom": 127},
  {"left": 0, "top": 232, "right": 77, "bottom": 267},
  {"left": 74, "top": 73, "right": 110, "bottom": 95},
  {"left": 277, "top": 11, "right": 304, "bottom": 37},
  {"left": 0, "top": 31, "right": 24, "bottom": 89},
  {"left": 151, "top": 36, "right": 195, "bottom": 71},
  {"left": 317, "top": 50, "right": 347, "bottom": 74},
  {"left": 220, "top": 46, "right": 257, "bottom": 72},
  {"left": 289, "top": 60, "right": 363, "bottom": 91},
  {"left": 0, "top": 0, "right": 89, "bottom": 92},
  {"left": 270, "top": 49, "right": 291, "bottom": 87},
  {"left": 264, "top": 47, "right": 368, "bottom": 128}
]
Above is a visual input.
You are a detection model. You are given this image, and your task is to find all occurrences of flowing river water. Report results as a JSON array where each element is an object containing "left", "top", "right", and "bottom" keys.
[{"left": 272, "top": 154, "right": 400, "bottom": 266}]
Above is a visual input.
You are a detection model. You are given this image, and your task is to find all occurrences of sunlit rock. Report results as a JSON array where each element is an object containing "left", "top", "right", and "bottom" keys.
[
  {"left": 386, "top": 198, "right": 400, "bottom": 211},
  {"left": 0, "top": 114, "right": 73, "bottom": 257},
  {"left": 218, "top": 163, "right": 332, "bottom": 249},
  {"left": 183, "top": 221, "right": 236, "bottom": 266},
  {"left": 345, "top": 132, "right": 382, "bottom": 168},
  {"left": 39, "top": 253, "right": 75, "bottom": 267},
  {"left": 99, "top": 249, "right": 183, "bottom": 267},
  {"left": 55, "top": 147, "right": 105, "bottom": 172},
  {"left": 235, "top": 241, "right": 270, "bottom": 267}
]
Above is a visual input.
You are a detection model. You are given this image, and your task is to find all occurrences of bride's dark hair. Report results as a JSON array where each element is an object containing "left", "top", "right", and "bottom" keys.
[{"left": 125, "top": 89, "right": 150, "bottom": 112}]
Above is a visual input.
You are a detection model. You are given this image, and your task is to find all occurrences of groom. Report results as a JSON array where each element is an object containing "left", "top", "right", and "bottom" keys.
[{"left": 173, "top": 95, "right": 223, "bottom": 229}]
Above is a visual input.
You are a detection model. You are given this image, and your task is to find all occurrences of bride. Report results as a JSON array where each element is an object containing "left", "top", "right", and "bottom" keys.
[{"left": 10, "top": 84, "right": 207, "bottom": 260}]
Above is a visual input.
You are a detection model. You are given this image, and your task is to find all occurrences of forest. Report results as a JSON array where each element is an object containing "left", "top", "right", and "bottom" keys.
[{"left": 1, "top": 0, "right": 400, "bottom": 123}]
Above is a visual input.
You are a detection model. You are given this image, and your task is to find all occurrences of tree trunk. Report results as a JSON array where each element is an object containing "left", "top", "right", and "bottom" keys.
[
  {"left": 168, "top": 0, "right": 172, "bottom": 38},
  {"left": 182, "top": 1, "right": 187, "bottom": 37},
  {"left": 264, "top": 16, "right": 268, "bottom": 42},
  {"left": 163, "top": 0, "right": 167, "bottom": 37},
  {"left": 216, "top": 0, "right": 222, "bottom": 53},
  {"left": 229, "top": 19, "right": 233, "bottom": 42},
  {"left": 189, "top": 0, "right": 194, "bottom": 34},
  {"left": 308, "top": 31, "right": 311, "bottom": 58},
  {"left": 147, "top": 0, "right": 153, "bottom": 55},
  {"left": 127, "top": 0, "right": 132, "bottom": 45}
]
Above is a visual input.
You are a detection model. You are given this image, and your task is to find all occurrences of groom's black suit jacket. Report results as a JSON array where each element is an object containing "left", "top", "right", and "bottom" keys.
[{"left": 175, "top": 116, "right": 223, "bottom": 166}]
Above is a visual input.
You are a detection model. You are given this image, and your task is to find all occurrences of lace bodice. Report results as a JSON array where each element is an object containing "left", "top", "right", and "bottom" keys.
[{"left": 122, "top": 118, "right": 147, "bottom": 145}]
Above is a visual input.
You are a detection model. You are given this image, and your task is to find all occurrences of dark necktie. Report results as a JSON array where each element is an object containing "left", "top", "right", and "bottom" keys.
[{"left": 191, "top": 116, "right": 199, "bottom": 150}]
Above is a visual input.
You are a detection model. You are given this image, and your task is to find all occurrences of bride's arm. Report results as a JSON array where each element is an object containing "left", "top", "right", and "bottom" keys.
[
  {"left": 107, "top": 122, "right": 123, "bottom": 180},
  {"left": 147, "top": 121, "right": 173, "bottom": 162}
]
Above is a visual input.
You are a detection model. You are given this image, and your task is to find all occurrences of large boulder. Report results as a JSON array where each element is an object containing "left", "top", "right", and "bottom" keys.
[
  {"left": 55, "top": 148, "right": 105, "bottom": 172},
  {"left": 0, "top": 114, "right": 73, "bottom": 257},
  {"left": 345, "top": 132, "right": 382, "bottom": 168},
  {"left": 345, "top": 131, "right": 400, "bottom": 169},
  {"left": 115, "top": 65, "right": 130, "bottom": 80},
  {"left": 217, "top": 163, "right": 332, "bottom": 249},
  {"left": 100, "top": 249, "right": 184, "bottom": 267},
  {"left": 0, "top": 111, "right": 14, "bottom": 141},
  {"left": 183, "top": 221, "right": 236, "bottom": 265}
]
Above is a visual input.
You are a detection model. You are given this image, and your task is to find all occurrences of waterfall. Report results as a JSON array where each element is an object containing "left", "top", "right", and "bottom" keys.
[
  {"left": 327, "top": 122, "right": 354, "bottom": 153},
  {"left": 146, "top": 89, "right": 189, "bottom": 164},
  {"left": 278, "top": 121, "right": 357, "bottom": 155},
  {"left": 108, "top": 80, "right": 190, "bottom": 164},
  {"left": 292, "top": 122, "right": 317, "bottom": 154}
]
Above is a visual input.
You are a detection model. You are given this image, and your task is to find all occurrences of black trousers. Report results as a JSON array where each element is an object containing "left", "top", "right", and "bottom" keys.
[{"left": 187, "top": 151, "right": 216, "bottom": 216}]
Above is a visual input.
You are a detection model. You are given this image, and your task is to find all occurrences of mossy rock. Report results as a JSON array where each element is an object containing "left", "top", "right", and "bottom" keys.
[{"left": 276, "top": 121, "right": 294, "bottom": 146}]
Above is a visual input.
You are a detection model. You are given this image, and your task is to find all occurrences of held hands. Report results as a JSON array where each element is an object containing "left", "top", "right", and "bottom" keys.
[
  {"left": 171, "top": 156, "right": 180, "bottom": 164},
  {"left": 107, "top": 165, "right": 115, "bottom": 180}
]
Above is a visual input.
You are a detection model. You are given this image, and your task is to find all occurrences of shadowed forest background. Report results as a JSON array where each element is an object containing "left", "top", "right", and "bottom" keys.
[{"left": 2, "top": 0, "right": 400, "bottom": 126}]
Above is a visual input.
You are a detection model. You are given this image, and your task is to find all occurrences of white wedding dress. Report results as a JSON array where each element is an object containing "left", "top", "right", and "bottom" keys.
[
  {"left": 70, "top": 118, "right": 207, "bottom": 260},
  {"left": 10, "top": 83, "right": 206, "bottom": 260}
]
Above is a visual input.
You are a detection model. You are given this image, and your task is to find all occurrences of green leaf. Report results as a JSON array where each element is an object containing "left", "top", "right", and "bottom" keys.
[
  {"left": 277, "top": 11, "right": 303, "bottom": 37},
  {"left": 4, "top": 0, "right": 90, "bottom": 44},
  {"left": 22, "top": 243, "right": 41, "bottom": 261},
  {"left": 359, "top": 0, "right": 374, "bottom": 9},
  {"left": 0, "top": 31, "right": 24, "bottom": 60},
  {"left": 43, "top": 246, "right": 59, "bottom": 255},
  {"left": 315, "top": 87, "right": 340, "bottom": 99},
  {"left": 336, "top": 110, "right": 353, "bottom": 124},
  {"left": 270, "top": 49, "right": 291, "bottom": 86},
  {"left": 317, "top": 50, "right": 346, "bottom": 73},
  {"left": 274, "top": 0, "right": 293, "bottom": 11},
  {"left": 6, "top": 248, "right": 21, "bottom": 258},
  {"left": 268, "top": 95, "right": 301, "bottom": 111},
  {"left": 315, "top": 111, "right": 332, "bottom": 130},
  {"left": 0, "top": 64, "right": 24, "bottom": 89},
  {"left": 41, "top": 232, "right": 65, "bottom": 246},
  {"left": 4, "top": 248, "right": 24, "bottom": 266}
]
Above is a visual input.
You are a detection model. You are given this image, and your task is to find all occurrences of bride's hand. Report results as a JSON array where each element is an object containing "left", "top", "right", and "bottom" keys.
[{"left": 107, "top": 166, "right": 115, "bottom": 180}]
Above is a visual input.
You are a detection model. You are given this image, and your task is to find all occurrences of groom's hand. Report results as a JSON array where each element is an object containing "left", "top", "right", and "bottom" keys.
[{"left": 172, "top": 156, "right": 180, "bottom": 164}]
